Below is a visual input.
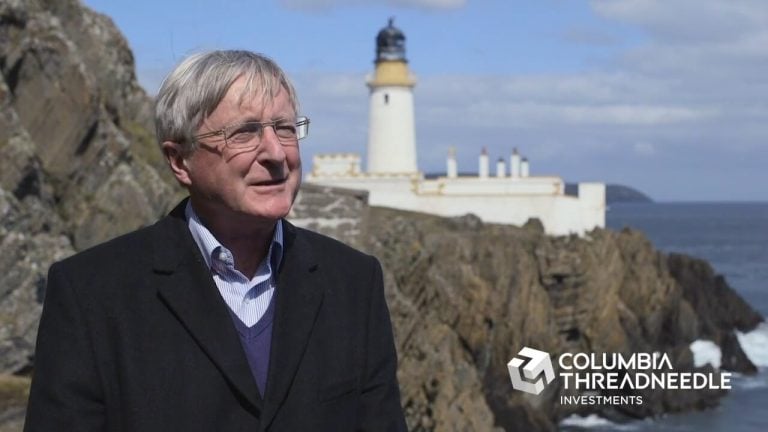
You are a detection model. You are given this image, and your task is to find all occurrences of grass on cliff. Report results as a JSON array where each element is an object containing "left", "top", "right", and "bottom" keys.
[
  {"left": 123, "top": 120, "right": 175, "bottom": 182},
  {"left": 0, "top": 374, "right": 30, "bottom": 412}
]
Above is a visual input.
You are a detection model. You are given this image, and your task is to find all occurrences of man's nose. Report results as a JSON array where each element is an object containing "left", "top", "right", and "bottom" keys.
[{"left": 257, "top": 126, "right": 287, "bottom": 162}]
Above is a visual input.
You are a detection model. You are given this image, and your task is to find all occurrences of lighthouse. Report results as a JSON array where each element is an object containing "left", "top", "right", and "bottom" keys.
[
  {"left": 366, "top": 18, "right": 418, "bottom": 174},
  {"left": 306, "top": 20, "right": 606, "bottom": 237}
]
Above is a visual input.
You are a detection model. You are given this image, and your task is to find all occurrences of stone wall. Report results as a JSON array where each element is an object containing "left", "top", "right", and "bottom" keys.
[{"left": 289, "top": 183, "right": 369, "bottom": 249}]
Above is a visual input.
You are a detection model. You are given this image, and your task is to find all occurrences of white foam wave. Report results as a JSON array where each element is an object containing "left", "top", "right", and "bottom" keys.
[
  {"left": 689, "top": 339, "right": 722, "bottom": 369},
  {"left": 736, "top": 322, "right": 768, "bottom": 367},
  {"left": 560, "top": 414, "right": 616, "bottom": 428}
]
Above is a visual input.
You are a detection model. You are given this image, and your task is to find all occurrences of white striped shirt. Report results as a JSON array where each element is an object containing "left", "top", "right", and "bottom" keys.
[{"left": 185, "top": 202, "right": 283, "bottom": 327}]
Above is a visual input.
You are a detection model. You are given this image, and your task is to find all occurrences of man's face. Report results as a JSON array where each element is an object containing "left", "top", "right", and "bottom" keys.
[{"left": 183, "top": 76, "right": 301, "bottom": 224}]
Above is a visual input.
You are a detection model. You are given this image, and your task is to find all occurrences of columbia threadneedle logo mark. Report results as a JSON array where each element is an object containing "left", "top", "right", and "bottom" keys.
[{"left": 508, "top": 347, "right": 555, "bottom": 395}]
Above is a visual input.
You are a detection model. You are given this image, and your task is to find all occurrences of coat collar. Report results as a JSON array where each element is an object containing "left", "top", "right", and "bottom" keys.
[{"left": 151, "top": 199, "right": 324, "bottom": 425}]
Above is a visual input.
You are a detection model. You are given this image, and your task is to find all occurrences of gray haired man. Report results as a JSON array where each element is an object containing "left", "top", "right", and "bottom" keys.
[{"left": 25, "top": 50, "right": 407, "bottom": 431}]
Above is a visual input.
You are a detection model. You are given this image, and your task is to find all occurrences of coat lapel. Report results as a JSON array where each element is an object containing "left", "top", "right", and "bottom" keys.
[
  {"left": 151, "top": 202, "right": 264, "bottom": 415},
  {"left": 260, "top": 221, "right": 324, "bottom": 429}
]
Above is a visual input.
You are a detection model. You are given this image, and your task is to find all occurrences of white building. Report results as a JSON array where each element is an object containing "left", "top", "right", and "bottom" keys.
[{"left": 306, "top": 19, "right": 605, "bottom": 236}]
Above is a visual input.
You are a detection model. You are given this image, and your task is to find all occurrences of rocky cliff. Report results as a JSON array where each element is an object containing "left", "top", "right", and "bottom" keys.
[
  {"left": 370, "top": 212, "right": 760, "bottom": 430},
  {"left": 293, "top": 186, "right": 762, "bottom": 430},
  {"left": 0, "top": 0, "right": 178, "bottom": 427},
  {"left": 0, "top": 1, "right": 763, "bottom": 431}
]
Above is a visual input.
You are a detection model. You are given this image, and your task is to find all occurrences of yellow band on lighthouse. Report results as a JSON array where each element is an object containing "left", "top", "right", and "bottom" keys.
[{"left": 368, "top": 61, "right": 415, "bottom": 87}]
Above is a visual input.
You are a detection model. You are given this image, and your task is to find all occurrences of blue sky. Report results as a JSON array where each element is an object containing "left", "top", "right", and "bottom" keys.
[{"left": 83, "top": 0, "right": 768, "bottom": 201}]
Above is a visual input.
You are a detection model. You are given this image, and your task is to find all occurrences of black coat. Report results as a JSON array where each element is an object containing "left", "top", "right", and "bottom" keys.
[{"left": 25, "top": 201, "right": 407, "bottom": 431}]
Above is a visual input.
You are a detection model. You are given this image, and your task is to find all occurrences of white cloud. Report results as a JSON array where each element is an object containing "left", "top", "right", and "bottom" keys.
[
  {"left": 590, "top": 0, "right": 768, "bottom": 44},
  {"left": 279, "top": 0, "right": 466, "bottom": 11},
  {"left": 416, "top": 74, "right": 715, "bottom": 127},
  {"left": 292, "top": 60, "right": 766, "bottom": 199}
]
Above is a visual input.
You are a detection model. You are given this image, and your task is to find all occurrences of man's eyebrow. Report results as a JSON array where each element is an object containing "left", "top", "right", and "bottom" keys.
[
  {"left": 230, "top": 114, "right": 296, "bottom": 124},
  {"left": 233, "top": 116, "right": 261, "bottom": 124}
]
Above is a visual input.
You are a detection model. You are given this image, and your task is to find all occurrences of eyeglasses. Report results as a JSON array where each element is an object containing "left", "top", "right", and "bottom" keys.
[{"left": 193, "top": 116, "right": 310, "bottom": 149}]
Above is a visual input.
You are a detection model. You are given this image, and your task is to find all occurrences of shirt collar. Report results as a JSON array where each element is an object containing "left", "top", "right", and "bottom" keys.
[{"left": 185, "top": 200, "right": 284, "bottom": 274}]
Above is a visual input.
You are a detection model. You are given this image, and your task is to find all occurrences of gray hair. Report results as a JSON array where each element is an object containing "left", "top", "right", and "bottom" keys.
[{"left": 154, "top": 50, "right": 299, "bottom": 154}]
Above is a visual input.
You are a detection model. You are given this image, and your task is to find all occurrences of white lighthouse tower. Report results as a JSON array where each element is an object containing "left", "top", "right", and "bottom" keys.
[{"left": 366, "top": 18, "right": 418, "bottom": 174}]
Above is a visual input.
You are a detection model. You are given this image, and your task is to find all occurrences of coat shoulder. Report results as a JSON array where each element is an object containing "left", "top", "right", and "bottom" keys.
[{"left": 57, "top": 221, "right": 163, "bottom": 269}]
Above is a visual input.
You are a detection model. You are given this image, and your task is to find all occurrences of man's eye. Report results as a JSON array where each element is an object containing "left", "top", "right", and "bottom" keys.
[
  {"left": 276, "top": 124, "right": 297, "bottom": 138},
  {"left": 227, "top": 123, "right": 262, "bottom": 142},
  {"left": 236, "top": 123, "right": 264, "bottom": 134}
]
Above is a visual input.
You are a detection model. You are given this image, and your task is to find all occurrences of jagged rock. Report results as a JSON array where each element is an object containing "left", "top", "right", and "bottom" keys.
[
  {"left": 716, "top": 331, "right": 756, "bottom": 374},
  {"left": 340, "top": 208, "right": 761, "bottom": 430},
  {"left": 449, "top": 213, "right": 484, "bottom": 231},
  {"left": 0, "top": 0, "right": 178, "bottom": 388},
  {"left": 523, "top": 217, "right": 545, "bottom": 235},
  {"left": 318, "top": 206, "right": 743, "bottom": 430},
  {"left": 668, "top": 253, "right": 763, "bottom": 334},
  {"left": 667, "top": 252, "right": 762, "bottom": 375},
  {"left": 0, "top": 188, "right": 73, "bottom": 374}
]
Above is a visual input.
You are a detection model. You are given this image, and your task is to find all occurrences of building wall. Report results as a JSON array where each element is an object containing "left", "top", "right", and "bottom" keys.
[
  {"left": 363, "top": 190, "right": 603, "bottom": 236},
  {"left": 577, "top": 182, "right": 606, "bottom": 230},
  {"left": 306, "top": 175, "right": 606, "bottom": 236},
  {"left": 417, "top": 176, "right": 564, "bottom": 196},
  {"left": 311, "top": 154, "right": 361, "bottom": 176}
]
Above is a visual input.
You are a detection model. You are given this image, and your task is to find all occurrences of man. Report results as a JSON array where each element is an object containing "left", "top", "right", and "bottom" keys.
[{"left": 25, "top": 50, "right": 407, "bottom": 431}]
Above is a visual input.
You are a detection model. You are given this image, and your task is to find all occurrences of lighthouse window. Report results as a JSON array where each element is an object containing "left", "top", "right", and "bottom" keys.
[{"left": 384, "top": 93, "right": 389, "bottom": 104}]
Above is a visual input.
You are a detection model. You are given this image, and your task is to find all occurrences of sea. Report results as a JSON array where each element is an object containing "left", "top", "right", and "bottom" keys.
[{"left": 560, "top": 202, "right": 768, "bottom": 432}]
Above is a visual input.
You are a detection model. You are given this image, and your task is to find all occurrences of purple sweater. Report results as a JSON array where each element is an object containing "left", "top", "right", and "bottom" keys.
[{"left": 228, "top": 299, "right": 275, "bottom": 396}]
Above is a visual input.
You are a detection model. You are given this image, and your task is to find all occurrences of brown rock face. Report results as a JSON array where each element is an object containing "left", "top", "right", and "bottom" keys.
[
  {"left": 359, "top": 210, "right": 760, "bottom": 431},
  {"left": 288, "top": 195, "right": 762, "bottom": 430},
  {"left": 667, "top": 253, "right": 762, "bottom": 373},
  {"left": 0, "top": 0, "right": 178, "bottom": 380},
  {"left": 1, "top": 1, "right": 180, "bottom": 424}
]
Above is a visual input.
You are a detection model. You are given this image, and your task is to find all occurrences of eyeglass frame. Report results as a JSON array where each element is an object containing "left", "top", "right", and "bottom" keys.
[{"left": 192, "top": 116, "right": 310, "bottom": 149}]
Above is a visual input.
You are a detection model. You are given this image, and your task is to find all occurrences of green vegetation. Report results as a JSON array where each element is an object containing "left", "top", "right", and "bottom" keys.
[
  {"left": 0, "top": 374, "right": 30, "bottom": 412},
  {"left": 123, "top": 120, "right": 164, "bottom": 174}
]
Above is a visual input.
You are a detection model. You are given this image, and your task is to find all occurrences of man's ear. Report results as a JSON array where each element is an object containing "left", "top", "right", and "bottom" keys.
[{"left": 162, "top": 141, "right": 193, "bottom": 186}]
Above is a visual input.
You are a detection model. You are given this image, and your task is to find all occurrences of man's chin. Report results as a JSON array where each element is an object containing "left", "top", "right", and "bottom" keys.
[{"left": 241, "top": 198, "right": 293, "bottom": 221}]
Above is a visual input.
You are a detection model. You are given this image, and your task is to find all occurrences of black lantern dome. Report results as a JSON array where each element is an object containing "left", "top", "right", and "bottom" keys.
[{"left": 375, "top": 18, "right": 406, "bottom": 63}]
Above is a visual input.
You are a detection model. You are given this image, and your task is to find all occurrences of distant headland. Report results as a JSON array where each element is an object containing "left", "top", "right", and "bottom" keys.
[{"left": 566, "top": 183, "right": 654, "bottom": 204}]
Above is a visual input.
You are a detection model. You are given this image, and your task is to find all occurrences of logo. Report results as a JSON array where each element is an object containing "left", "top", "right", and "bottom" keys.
[
  {"left": 507, "top": 348, "right": 732, "bottom": 405},
  {"left": 508, "top": 347, "right": 555, "bottom": 395}
]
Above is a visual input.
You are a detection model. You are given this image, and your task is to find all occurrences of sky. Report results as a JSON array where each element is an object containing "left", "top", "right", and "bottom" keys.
[{"left": 82, "top": 0, "right": 768, "bottom": 202}]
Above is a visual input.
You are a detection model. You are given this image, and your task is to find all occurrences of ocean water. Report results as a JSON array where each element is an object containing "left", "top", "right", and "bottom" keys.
[{"left": 561, "top": 202, "right": 768, "bottom": 432}]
